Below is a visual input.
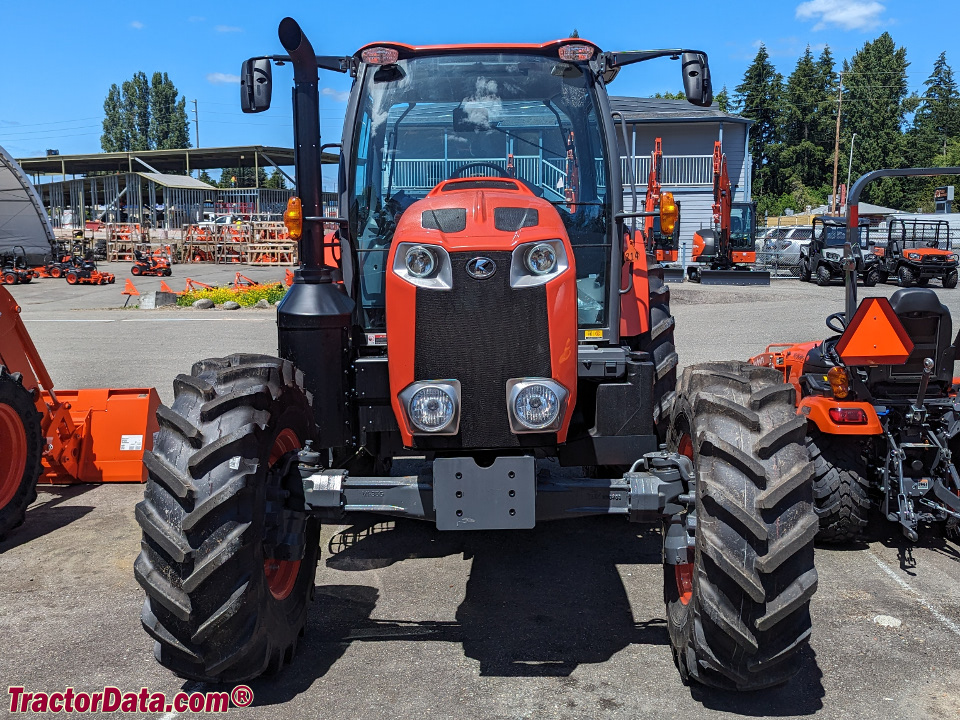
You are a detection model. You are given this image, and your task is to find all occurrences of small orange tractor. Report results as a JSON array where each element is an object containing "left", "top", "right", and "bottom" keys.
[
  {"left": 2, "top": 246, "right": 36, "bottom": 285},
  {"left": 751, "top": 166, "right": 960, "bottom": 543},
  {"left": 0, "top": 284, "right": 159, "bottom": 538},
  {"left": 686, "top": 141, "right": 767, "bottom": 285},
  {"left": 130, "top": 247, "right": 173, "bottom": 277},
  {"left": 64, "top": 253, "right": 115, "bottom": 285}
]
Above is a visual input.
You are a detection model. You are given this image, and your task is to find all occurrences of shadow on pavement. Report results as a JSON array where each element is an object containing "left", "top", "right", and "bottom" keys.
[
  {"left": 0, "top": 485, "right": 95, "bottom": 553},
  {"left": 244, "top": 515, "right": 821, "bottom": 709}
]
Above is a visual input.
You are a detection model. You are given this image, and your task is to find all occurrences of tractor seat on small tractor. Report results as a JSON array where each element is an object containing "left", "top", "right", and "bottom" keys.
[{"left": 867, "top": 288, "right": 955, "bottom": 400}]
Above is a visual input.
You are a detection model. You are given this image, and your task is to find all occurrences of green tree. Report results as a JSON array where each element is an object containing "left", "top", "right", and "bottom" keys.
[
  {"left": 841, "top": 33, "right": 912, "bottom": 207},
  {"left": 715, "top": 85, "right": 730, "bottom": 113},
  {"left": 653, "top": 91, "right": 686, "bottom": 100},
  {"left": 198, "top": 170, "right": 215, "bottom": 186},
  {"left": 263, "top": 168, "right": 287, "bottom": 189},
  {"left": 101, "top": 72, "right": 191, "bottom": 152},
  {"left": 779, "top": 47, "right": 828, "bottom": 189},
  {"left": 219, "top": 167, "right": 269, "bottom": 188},
  {"left": 734, "top": 44, "right": 783, "bottom": 197}
]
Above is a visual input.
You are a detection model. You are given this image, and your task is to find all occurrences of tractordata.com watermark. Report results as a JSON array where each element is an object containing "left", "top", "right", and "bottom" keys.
[{"left": 8, "top": 685, "right": 254, "bottom": 714}]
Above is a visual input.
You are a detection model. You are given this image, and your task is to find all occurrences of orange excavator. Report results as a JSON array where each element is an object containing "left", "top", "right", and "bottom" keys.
[
  {"left": 642, "top": 138, "right": 683, "bottom": 280},
  {"left": 686, "top": 140, "right": 767, "bottom": 285},
  {"left": 0, "top": 284, "right": 159, "bottom": 538}
]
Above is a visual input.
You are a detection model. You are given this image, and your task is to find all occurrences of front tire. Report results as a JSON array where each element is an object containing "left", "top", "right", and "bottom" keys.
[
  {"left": 944, "top": 269, "right": 958, "bottom": 289},
  {"left": 0, "top": 368, "right": 43, "bottom": 540},
  {"left": 816, "top": 265, "right": 831, "bottom": 286},
  {"left": 665, "top": 362, "right": 818, "bottom": 690},
  {"left": 135, "top": 354, "right": 320, "bottom": 682},
  {"left": 798, "top": 257, "right": 810, "bottom": 282},
  {"left": 642, "top": 262, "right": 678, "bottom": 440},
  {"left": 863, "top": 268, "right": 879, "bottom": 287},
  {"left": 807, "top": 430, "right": 871, "bottom": 543},
  {"left": 898, "top": 265, "right": 914, "bottom": 287}
]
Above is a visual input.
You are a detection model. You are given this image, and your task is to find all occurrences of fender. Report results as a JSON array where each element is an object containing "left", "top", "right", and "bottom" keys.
[
  {"left": 798, "top": 396, "right": 883, "bottom": 436},
  {"left": 619, "top": 230, "right": 650, "bottom": 337}
]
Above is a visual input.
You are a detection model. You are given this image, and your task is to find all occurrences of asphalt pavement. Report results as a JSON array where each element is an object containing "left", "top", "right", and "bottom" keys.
[{"left": 1, "top": 266, "right": 959, "bottom": 720}]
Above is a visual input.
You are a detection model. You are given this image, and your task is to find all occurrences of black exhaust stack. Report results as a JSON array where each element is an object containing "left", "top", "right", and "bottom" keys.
[{"left": 276, "top": 17, "right": 354, "bottom": 449}]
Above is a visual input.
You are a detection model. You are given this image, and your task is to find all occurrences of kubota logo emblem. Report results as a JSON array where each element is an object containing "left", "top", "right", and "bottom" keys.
[{"left": 466, "top": 257, "right": 497, "bottom": 279}]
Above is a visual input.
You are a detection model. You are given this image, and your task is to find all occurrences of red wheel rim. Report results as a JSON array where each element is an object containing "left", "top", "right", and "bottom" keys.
[
  {"left": 675, "top": 563, "right": 694, "bottom": 606},
  {"left": 263, "top": 428, "right": 302, "bottom": 600},
  {"left": 0, "top": 403, "right": 28, "bottom": 508},
  {"left": 677, "top": 433, "right": 693, "bottom": 460}
]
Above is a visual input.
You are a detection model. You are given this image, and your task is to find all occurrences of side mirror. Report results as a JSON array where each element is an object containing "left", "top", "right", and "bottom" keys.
[
  {"left": 241, "top": 58, "right": 273, "bottom": 113},
  {"left": 681, "top": 52, "right": 713, "bottom": 108}
]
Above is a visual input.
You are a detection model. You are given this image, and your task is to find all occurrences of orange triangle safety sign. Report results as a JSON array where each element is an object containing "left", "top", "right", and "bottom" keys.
[
  {"left": 159, "top": 280, "right": 175, "bottom": 294},
  {"left": 835, "top": 297, "right": 913, "bottom": 366},
  {"left": 122, "top": 278, "right": 140, "bottom": 296}
]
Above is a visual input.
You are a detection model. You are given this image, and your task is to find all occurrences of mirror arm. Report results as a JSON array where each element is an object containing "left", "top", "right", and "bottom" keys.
[
  {"left": 615, "top": 211, "right": 658, "bottom": 220},
  {"left": 602, "top": 48, "right": 710, "bottom": 70}
]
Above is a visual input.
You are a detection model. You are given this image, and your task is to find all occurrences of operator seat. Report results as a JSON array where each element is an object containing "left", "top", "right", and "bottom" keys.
[{"left": 867, "top": 288, "right": 955, "bottom": 399}]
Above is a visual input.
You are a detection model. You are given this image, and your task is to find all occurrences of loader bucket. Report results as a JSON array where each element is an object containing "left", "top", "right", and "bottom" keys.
[
  {"left": 699, "top": 269, "right": 771, "bottom": 286},
  {"left": 39, "top": 387, "right": 160, "bottom": 484}
]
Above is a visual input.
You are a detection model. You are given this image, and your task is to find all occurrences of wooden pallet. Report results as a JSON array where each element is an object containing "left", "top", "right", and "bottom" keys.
[{"left": 247, "top": 242, "right": 298, "bottom": 265}]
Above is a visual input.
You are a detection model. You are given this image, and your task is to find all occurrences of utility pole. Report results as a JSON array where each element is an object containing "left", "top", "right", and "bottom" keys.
[
  {"left": 192, "top": 99, "right": 200, "bottom": 149},
  {"left": 845, "top": 133, "right": 858, "bottom": 209},
  {"left": 830, "top": 73, "right": 843, "bottom": 215}
]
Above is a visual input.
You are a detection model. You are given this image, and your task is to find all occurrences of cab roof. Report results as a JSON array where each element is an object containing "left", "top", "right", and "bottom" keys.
[{"left": 355, "top": 39, "right": 602, "bottom": 60}]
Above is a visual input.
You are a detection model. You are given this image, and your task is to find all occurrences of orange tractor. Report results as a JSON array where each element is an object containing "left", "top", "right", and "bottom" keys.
[
  {"left": 64, "top": 253, "right": 115, "bottom": 285},
  {"left": 130, "top": 247, "right": 173, "bottom": 277},
  {"left": 2, "top": 246, "right": 36, "bottom": 285},
  {"left": 686, "top": 141, "right": 767, "bottom": 285},
  {"left": 134, "top": 18, "right": 817, "bottom": 690},
  {"left": 0, "top": 284, "right": 159, "bottom": 538},
  {"left": 751, "top": 167, "right": 960, "bottom": 543}
]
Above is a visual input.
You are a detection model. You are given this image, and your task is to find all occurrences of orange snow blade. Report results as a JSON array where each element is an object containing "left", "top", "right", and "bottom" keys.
[
  {"left": 39, "top": 387, "right": 160, "bottom": 484},
  {"left": 835, "top": 297, "right": 914, "bottom": 366}
]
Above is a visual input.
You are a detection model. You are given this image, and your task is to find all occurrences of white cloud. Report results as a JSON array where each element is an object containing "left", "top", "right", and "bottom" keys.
[
  {"left": 207, "top": 72, "right": 240, "bottom": 84},
  {"left": 322, "top": 87, "right": 350, "bottom": 102},
  {"left": 795, "top": 0, "right": 885, "bottom": 31},
  {"left": 215, "top": 25, "right": 242, "bottom": 33},
  {"left": 130, "top": 20, "right": 144, "bottom": 30}
]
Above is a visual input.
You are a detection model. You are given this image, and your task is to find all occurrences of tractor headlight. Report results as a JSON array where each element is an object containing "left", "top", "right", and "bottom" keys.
[
  {"left": 907, "top": 252, "right": 921, "bottom": 260},
  {"left": 525, "top": 243, "right": 557, "bottom": 275},
  {"left": 506, "top": 378, "right": 568, "bottom": 432},
  {"left": 393, "top": 243, "right": 452, "bottom": 290},
  {"left": 949, "top": 254, "right": 958, "bottom": 263},
  {"left": 510, "top": 240, "right": 568, "bottom": 288},
  {"left": 405, "top": 245, "right": 436, "bottom": 277},
  {"left": 399, "top": 381, "right": 461, "bottom": 435}
]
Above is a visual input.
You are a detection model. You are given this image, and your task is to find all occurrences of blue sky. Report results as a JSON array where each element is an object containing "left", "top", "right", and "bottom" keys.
[{"left": 0, "top": 0, "right": 954, "bottom": 167}]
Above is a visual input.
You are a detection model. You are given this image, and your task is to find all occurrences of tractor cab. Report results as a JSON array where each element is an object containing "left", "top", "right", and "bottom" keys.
[{"left": 728, "top": 201, "right": 756, "bottom": 253}]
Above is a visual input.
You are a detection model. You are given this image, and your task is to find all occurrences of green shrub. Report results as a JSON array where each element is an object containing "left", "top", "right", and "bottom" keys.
[{"left": 177, "top": 282, "right": 288, "bottom": 307}]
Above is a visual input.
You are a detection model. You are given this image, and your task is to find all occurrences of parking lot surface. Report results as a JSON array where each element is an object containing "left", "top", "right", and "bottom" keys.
[{"left": 2, "top": 266, "right": 960, "bottom": 719}]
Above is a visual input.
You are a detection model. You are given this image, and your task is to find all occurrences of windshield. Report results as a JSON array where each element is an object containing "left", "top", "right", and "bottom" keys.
[
  {"left": 348, "top": 52, "right": 610, "bottom": 330},
  {"left": 729, "top": 204, "right": 754, "bottom": 250},
  {"left": 818, "top": 222, "right": 868, "bottom": 248}
]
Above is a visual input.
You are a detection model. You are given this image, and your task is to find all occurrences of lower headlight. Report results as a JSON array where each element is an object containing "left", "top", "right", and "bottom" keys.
[
  {"left": 506, "top": 378, "right": 568, "bottom": 433},
  {"left": 399, "top": 380, "right": 461, "bottom": 435},
  {"left": 525, "top": 243, "right": 557, "bottom": 275},
  {"left": 405, "top": 245, "right": 437, "bottom": 278}
]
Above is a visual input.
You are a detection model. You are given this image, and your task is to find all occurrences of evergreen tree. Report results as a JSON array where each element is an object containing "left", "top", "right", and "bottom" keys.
[
  {"left": 101, "top": 85, "right": 127, "bottom": 152},
  {"left": 263, "top": 168, "right": 287, "bottom": 189},
  {"left": 909, "top": 52, "right": 960, "bottom": 163},
  {"left": 219, "top": 167, "right": 269, "bottom": 188},
  {"left": 198, "top": 170, "right": 215, "bottom": 186},
  {"left": 778, "top": 46, "right": 830, "bottom": 190},
  {"left": 101, "top": 72, "right": 191, "bottom": 152},
  {"left": 734, "top": 44, "right": 783, "bottom": 197},
  {"left": 715, "top": 85, "right": 730, "bottom": 113},
  {"left": 841, "top": 33, "right": 911, "bottom": 207}
]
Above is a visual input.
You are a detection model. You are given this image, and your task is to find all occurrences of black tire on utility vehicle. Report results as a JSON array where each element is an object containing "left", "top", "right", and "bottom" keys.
[
  {"left": 665, "top": 362, "right": 818, "bottom": 690},
  {"left": 798, "top": 257, "right": 811, "bottom": 282},
  {"left": 943, "top": 269, "right": 958, "bottom": 289},
  {"left": 898, "top": 265, "right": 915, "bottom": 287},
  {"left": 135, "top": 354, "right": 320, "bottom": 682},
  {"left": 642, "top": 262, "right": 679, "bottom": 440},
  {"left": 0, "top": 367, "right": 43, "bottom": 540},
  {"left": 878, "top": 270, "right": 889, "bottom": 284},
  {"left": 806, "top": 430, "right": 871, "bottom": 543},
  {"left": 816, "top": 265, "right": 832, "bottom": 286},
  {"left": 863, "top": 268, "right": 879, "bottom": 287}
]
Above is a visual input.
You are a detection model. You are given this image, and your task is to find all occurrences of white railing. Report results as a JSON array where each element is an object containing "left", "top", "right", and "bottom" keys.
[{"left": 384, "top": 154, "right": 714, "bottom": 193}]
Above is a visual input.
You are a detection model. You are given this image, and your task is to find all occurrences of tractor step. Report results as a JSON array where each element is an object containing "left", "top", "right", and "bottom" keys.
[{"left": 699, "top": 269, "right": 771, "bottom": 286}]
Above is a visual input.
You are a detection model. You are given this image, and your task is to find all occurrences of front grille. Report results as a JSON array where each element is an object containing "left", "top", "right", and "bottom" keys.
[{"left": 414, "top": 250, "right": 552, "bottom": 449}]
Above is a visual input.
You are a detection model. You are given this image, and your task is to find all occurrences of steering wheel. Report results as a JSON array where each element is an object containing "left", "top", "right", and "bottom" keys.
[
  {"left": 826, "top": 312, "right": 846, "bottom": 334},
  {"left": 449, "top": 162, "right": 511, "bottom": 179}
]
